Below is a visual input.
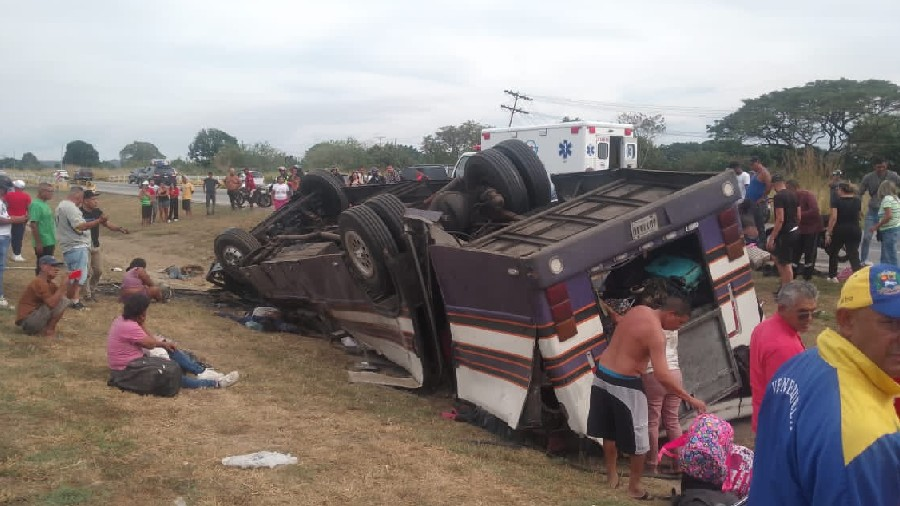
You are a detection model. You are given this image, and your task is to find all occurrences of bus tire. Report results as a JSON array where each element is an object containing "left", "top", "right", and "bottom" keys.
[
  {"left": 494, "top": 139, "right": 551, "bottom": 209},
  {"left": 364, "top": 194, "right": 407, "bottom": 251},
  {"left": 463, "top": 148, "right": 530, "bottom": 215},
  {"left": 214, "top": 228, "right": 261, "bottom": 278},
  {"left": 300, "top": 169, "right": 349, "bottom": 217},
  {"left": 338, "top": 205, "right": 398, "bottom": 298}
]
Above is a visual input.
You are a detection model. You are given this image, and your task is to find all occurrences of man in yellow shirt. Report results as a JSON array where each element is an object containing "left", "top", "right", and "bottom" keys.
[{"left": 180, "top": 176, "right": 194, "bottom": 218}]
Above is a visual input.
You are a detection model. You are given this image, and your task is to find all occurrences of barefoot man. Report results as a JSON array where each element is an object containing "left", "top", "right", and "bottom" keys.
[{"left": 587, "top": 296, "right": 707, "bottom": 501}]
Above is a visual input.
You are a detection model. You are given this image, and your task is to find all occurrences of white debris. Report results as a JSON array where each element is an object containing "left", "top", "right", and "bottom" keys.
[
  {"left": 221, "top": 451, "right": 298, "bottom": 469},
  {"left": 173, "top": 497, "right": 187, "bottom": 506}
]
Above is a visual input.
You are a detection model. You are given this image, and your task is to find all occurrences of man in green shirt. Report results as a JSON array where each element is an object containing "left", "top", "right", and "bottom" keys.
[{"left": 29, "top": 183, "right": 57, "bottom": 275}]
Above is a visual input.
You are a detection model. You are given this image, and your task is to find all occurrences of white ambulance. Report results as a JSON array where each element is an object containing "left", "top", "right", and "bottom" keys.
[{"left": 482, "top": 121, "right": 638, "bottom": 173}]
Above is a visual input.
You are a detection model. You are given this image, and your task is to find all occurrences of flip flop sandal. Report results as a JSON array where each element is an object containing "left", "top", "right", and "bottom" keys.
[{"left": 630, "top": 491, "right": 654, "bottom": 501}]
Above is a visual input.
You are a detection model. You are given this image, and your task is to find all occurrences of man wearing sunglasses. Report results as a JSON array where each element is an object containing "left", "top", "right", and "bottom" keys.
[
  {"left": 749, "top": 265, "right": 900, "bottom": 505},
  {"left": 749, "top": 281, "right": 818, "bottom": 433}
]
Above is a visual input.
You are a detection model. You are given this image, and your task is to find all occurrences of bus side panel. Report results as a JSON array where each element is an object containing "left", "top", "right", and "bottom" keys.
[
  {"left": 697, "top": 215, "right": 760, "bottom": 349},
  {"left": 430, "top": 246, "right": 538, "bottom": 429},
  {"left": 534, "top": 273, "right": 607, "bottom": 436}
]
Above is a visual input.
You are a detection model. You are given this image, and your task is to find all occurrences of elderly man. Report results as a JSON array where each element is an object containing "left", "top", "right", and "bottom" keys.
[
  {"left": 15, "top": 255, "right": 70, "bottom": 337},
  {"left": 55, "top": 186, "right": 106, "bottom": 310},
  {"left": 748, "top": 265, "right": 900, "bottom": 505},
  {"left": 749, "top": 280, "right": 818, "bottom": 432},
  {"left": 858, "top": 158, "right": 900, "bottom": 264}
]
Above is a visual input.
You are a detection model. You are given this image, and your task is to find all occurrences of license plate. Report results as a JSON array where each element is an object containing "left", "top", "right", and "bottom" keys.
[{"left": 631, "top": 214, "right": 658, "bottom": 240}]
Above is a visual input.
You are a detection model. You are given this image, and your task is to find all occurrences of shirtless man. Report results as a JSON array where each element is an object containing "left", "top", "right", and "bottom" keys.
[{"left": 587, "top": 297, "right": 707, "bottom": 501}]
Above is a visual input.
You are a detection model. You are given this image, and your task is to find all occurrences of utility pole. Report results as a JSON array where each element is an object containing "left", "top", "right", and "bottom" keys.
[{"left": 501, "top": 89, "right": 532, "bottom": 127}]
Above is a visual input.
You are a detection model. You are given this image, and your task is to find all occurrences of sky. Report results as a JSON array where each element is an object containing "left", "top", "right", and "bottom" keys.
[{"left": 2, "top": 0, "right": 899, "bottom": 162}]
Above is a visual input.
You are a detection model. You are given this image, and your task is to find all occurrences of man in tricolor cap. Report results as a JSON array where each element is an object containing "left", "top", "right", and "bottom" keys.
[{"left": 749, "top": 264, "right": 900, "bottom": 505}]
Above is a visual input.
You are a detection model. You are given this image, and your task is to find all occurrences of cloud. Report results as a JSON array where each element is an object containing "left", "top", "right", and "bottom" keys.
[{"left": 1, "top": 0, "right": 899, "bottom": 160}]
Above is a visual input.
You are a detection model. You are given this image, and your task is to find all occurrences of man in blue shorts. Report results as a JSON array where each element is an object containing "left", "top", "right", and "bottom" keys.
[{"left": 55, "top": 186, "right": 106, "bottom": 310}]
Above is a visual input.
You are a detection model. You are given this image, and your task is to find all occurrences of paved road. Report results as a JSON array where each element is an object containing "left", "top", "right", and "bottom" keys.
[{"left": 94, "top": 181, "right": 231, "bottom": 207}]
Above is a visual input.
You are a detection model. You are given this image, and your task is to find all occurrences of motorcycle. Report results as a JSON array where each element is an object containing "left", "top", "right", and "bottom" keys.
[{"left": 234, "top": 186, "right": 272, "bottom": 208}]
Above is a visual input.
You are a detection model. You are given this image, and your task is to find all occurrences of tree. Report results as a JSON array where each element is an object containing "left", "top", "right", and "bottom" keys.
[
  {"left": 708, "top": 79, "right": 900, "bottom": 153},
  {"left": 846, "top": 114, "right": 900, "bottom": 177},
  {"left": 617, "top": 112, "right": 667, "bottom": 168},
  {"left": 0, "top": 157, "right": 16, "bottom": 168},
  {"left": 119, "top": 141, "right": 164, "bottom": 166},
  {"left": 212, "top": 141, "right": 289, "bottom": 171},
  {"left": 300, "top": 139, "right": 369, "bottom": 170},
  {"left": 421, "top": 120, "right": 486, "bottom": 164},
  {"left": 366, "top": 143, "right": 422, "bottom": 168},
  {"left": 561, "top": 116, "right": 583, "bottom": 122},
  {"left": 62, "top": 140, "right": 100, "bottom": 167},
  {"left": 20, "top": 152, "right": 40, "bottom": 168},
  {"left": 188, "top": 128, "right": 238, "bottom": 166}
]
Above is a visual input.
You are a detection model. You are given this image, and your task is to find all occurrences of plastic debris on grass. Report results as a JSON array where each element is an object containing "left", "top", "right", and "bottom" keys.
[{"left": 221, "top": 451, "right": 298, "bottom": 469}]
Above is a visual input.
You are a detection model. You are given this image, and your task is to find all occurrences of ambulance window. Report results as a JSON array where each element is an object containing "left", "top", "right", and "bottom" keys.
[
  {"left": 597, "top": 143, "right": 609, "bottom": 159},
  {"left": 626, "top": 143, "right": 637, "bottom": 159}
]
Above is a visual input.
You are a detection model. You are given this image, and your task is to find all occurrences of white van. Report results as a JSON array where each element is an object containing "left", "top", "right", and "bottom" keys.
[{"left": 481, "top": 121, "right": 638, "bottom": 174}]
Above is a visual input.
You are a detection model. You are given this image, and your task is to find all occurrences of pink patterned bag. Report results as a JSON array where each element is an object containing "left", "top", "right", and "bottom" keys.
[
  {"left": 722, "top": 444, "right": 754, "bottom": 498},
  {"left": 678, "top": 414, "right": 735, "bottom": 485}
]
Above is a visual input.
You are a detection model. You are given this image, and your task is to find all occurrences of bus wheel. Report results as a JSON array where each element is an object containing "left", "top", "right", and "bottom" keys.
[
  {"left": 338, "top": 205, "right": 399, "bottom": 299},
  {"left": 494, "top": 139, "right": 551, "bottom": 209},
  {"left": 463, "top": 148, "right": 530, "bottom": 215}
]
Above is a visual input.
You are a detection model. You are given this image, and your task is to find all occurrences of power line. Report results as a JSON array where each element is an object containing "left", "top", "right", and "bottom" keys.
[{"left": 501, "top": 90, "right": 533, "bottom": 127}]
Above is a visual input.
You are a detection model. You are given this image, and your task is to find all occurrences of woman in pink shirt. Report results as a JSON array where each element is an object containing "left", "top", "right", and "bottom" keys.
[
  {"left": 107, "top": 293, "right": 238, "bottom": 389},
  {"left": 119, "top": 258, "right": 169, "bottom": 302}
]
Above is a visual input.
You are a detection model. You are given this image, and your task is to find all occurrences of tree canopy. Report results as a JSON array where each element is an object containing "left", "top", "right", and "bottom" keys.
[
  {"left": 708, "top": 79, "right": 900, "bottom": 153},
  {"left": 188, "top": 128, "right": 238, "bottom": 166},
  {"left": 119, "top": 141, "right": 164, "bottom": 166},
  {"left": 20, "top": 152, "right": 40, "bottom": 168},
  {"left": 421, "top": 120, "right": 485, "bottom": 164},
  {"left": 62, "top": 140, "right": 100, "bottom": 167},
  {"left": 213, "top": 141, "right": 291, "bottom": 171}
]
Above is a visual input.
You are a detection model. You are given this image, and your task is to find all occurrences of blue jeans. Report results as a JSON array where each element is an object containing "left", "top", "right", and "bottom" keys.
[
  {"left": 0, "top": 234, "right": 9, "bottom": 298},
  {"left": 63, "top": 247, "right": 90, "bottom": 285},
  {"left": 860, "top": 209, "right": 879, "bottom": 263},
  {"left": 167, "top": 349, "right": 218, "bottom": 389},
  {"left": 879, "top": 227, "right": 900, "bottom": 266}
]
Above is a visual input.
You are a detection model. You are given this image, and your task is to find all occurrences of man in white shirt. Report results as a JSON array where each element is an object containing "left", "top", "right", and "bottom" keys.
[
  {"left": 729, "top": 161, "right": 751, "bottom": 199},
  {"left": 55, "top": 186, "right": 106, "bottom": 310}
]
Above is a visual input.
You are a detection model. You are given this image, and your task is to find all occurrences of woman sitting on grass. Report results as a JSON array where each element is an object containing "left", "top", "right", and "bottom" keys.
[
  {"left": 119, "top": 258, "right": 171, "bottom": 303},
  {"left": 107, "top": 293, "right": 239, "bottom": 390}
]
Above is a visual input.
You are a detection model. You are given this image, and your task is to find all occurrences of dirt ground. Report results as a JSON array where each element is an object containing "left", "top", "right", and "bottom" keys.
[{"left": 0, "top": 191, "right": 842, "bottom": 506}]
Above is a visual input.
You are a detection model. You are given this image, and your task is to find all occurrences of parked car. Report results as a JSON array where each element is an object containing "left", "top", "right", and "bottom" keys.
[
  {"left": 128, "top": 167, "right": 151, "bottom": 184},
  {"left": 241, "top": 170, "right": 265, "bottom": 188},
  {"left": 208, "top": 140, "right": 756, "bottom": 446},
  {"left": 74, "top": 168, "right": 94, "bottom": 182},
  {"left": 53, "top": 169, "right": 69, "bottom": 181},
  {"left": 400, "top": 165, "right": 451, "bottom": 181},
  {"left": 151, "top": 165, "right": 177, "bottom": 185}
]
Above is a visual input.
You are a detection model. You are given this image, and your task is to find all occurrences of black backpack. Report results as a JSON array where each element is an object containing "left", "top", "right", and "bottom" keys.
[
  {"left": 672, "top": 489, "right": 741, "bottom": 506},
  {"left": 108, "top": 357, "right": 182, "bottom": 397}
]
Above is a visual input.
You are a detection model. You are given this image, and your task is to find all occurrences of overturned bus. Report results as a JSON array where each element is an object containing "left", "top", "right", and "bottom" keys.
[{"left": 209, "top": 140, "right": 760, "bottom": 440}]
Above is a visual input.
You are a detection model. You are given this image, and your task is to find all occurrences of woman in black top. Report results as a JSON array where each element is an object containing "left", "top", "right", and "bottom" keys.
[{"left": 824, "top": 182, "right": 863, "bottom": 281}]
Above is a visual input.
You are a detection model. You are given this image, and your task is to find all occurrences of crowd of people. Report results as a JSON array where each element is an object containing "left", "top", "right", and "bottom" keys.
[
  {"left": 0, "top": 178, "right": 240, "bottom": 391},
  {"left": 2, "top": 158, "right": 898, "bottom": 504},
  {"left": 137, "top": 175, "right": 194, "bottom": 226},
  {"left": 733, "top": 157, "right": 900, "bottom": 288}
]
